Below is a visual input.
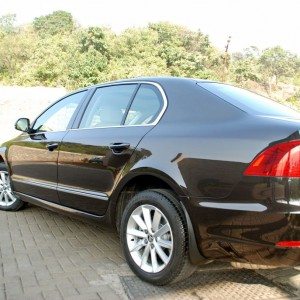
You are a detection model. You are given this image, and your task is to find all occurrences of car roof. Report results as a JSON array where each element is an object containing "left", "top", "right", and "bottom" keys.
[{"left": 88, "top": 76, "right": 218, "bottom": 89}]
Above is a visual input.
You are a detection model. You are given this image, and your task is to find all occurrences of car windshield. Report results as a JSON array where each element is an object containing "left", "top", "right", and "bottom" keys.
[{"left": 198, "top": 82, "right": 300, "bottom": 119}]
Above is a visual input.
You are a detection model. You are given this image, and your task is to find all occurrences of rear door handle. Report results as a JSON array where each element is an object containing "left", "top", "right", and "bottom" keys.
[
  {"left": 46, "top": 143, "right": 59, "bottom": 152},
  {"left": 109, "top": 143, "right": 130, "bottom": 154}
]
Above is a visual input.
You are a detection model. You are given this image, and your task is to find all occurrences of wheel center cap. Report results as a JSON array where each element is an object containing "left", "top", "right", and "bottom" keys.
[{"left": 148, "top": 235, "right": 153, "bottom": 243}]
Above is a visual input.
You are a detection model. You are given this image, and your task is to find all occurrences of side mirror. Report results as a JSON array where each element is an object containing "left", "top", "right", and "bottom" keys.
[{"left": 15, "top": 118, "right": 30, "bottom": 132}]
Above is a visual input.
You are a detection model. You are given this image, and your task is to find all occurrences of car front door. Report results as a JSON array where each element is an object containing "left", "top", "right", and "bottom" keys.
[
  {"left": 9, "top": 90, "right": 87, "bottom": 203},
  {"left": 57, "top": 83, "right": 166, "bottom": 215}
]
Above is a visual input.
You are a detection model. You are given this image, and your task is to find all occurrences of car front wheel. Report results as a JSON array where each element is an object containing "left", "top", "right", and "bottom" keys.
[
  {"left": 120, "top": 189, "right": 196, "bottom": 285},
  {"left": 0, "top": 170, "right": 25, "bottom": 211}
]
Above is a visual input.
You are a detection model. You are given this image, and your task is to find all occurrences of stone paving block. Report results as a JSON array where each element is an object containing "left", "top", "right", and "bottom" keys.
[
  {"left": 0, "top": 283, "right": 5, "bottom": 299},
  {"left": 35, "top": 268, "right": 52, "bottom": 283},
  {"left": 43, "top": 289, "right": 63, "bottom": 300},
  {"left": 56, "top": 277, "right": 79, "bottom": 298},
  {"left": 16, "top": 253, "right": 32, "bottom": 271},
  {"left": 4, "top": 276, "right": 23, "bottom": 296},
  {"left": 96, "top": 284, "right": 122, "bottom": 300},
  {"left": 67, "top": 293, "right": 101, "bottom": 300},
  {"left": 69, "top": 273, "right": 89, "bottom": 288},
  {"left": 3, "top": 259, "right": 19, "bottom": 277},
  {"left": 20, "top": 274, "right": 38, "bottom": 288}
]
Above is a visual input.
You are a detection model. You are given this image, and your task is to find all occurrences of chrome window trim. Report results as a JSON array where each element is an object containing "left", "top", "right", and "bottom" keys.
[{"left": 71, "top": 81, "right": 168, "bottom": 131}]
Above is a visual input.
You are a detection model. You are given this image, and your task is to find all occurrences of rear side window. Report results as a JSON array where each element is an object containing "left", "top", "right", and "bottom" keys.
[
  {"left": 80, "top": 84, "right": 137, "bottom": 128},
  {"left": 125, "top": 84, "right": 163, "bottom": 125},
  {"left": 198, "top": 82, "right": 300, "bottom": 118}
]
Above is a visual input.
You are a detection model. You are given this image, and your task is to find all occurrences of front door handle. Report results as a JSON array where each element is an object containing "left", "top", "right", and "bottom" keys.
[
  {"left": 46, "top": 143, "right": 59, "bottom": 152},
  {"left": 109, "top": 143, "right": 130, "bottom": 154}
]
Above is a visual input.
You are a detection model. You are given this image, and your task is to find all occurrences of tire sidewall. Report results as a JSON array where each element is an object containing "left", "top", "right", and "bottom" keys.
[{"left": 120, "top": 190, "right": 187, "bottom": 284}]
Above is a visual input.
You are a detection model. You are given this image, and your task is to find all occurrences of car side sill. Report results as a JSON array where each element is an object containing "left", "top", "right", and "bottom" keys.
[{"left": 16, "top": 192, "right": 106, "bottom": 223}]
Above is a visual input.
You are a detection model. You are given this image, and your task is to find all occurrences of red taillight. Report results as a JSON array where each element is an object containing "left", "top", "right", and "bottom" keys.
[
  {"left": 244, "top": 140, "right": 300, "bottom": 178},
  {"left": 276, "top": 241, "right": 300, "bottom": 248}
]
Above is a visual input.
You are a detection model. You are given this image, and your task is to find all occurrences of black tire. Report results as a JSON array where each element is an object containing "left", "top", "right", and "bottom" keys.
[
  {"left": 0, "top": 165, "right": 26, "bottom": 211},
  {"left": 120, "top": 189, "right": 196, "bottom": 285}
]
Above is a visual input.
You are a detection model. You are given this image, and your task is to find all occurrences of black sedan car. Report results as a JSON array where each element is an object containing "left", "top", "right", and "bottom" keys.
[{"left": 0, "top": 77, "right": 299, "bottom": 285}]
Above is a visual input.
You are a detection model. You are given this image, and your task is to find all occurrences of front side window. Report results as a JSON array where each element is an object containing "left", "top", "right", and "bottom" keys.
[
  {"left": 33, "top": 91, "right": 86, "bottom": 132},
  {"left": 125, "top": 84, "right": 163, "bottom": 125},
  {"left": 80, "top": 84, "right": 137, "bottom": 129}
]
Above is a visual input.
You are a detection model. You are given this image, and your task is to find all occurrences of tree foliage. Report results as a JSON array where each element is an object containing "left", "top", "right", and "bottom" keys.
[
  {"left": 0, "top": 14, "right": 16, "bottom": 35},
  {"left": 33, "top": 11, "right": 75, "bottom": 36},
  {"left": 259, "top": 46, "right": 299, "bottom": 83},
  {"left": 0, "top": 10, "right": 299, "bottom": 107}
]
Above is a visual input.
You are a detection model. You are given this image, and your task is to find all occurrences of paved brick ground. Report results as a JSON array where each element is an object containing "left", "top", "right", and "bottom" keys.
[{"left": 0, "top": 205, "right": 298, "bottom": 300}]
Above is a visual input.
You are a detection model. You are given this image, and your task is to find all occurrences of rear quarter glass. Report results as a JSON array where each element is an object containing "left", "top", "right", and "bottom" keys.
[{"left": 197, "top": 82, "right": 300, "bottom": 118}]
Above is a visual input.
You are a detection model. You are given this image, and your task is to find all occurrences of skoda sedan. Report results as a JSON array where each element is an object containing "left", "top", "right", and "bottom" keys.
[{"left": 0, "top": 77, "right": 299, "bottom": 285}]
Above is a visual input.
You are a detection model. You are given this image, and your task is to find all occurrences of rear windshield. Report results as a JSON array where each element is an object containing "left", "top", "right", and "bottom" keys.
[{"left": 198, "top": 82, "right": 300, "bottom": 118}]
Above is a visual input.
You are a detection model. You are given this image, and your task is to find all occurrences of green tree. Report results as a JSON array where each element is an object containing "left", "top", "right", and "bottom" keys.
[
  {"left": 149, "top": 22, "right": 220, "bottom": 79},
  {"left": 0, "top": 14, "right": 16, "bottom": 35},
  {"left": 260, "top": 46, "right": 299, "bottom": 85},
  {"left": 33, "top": 11, "right": 75, "bottom": 36},
  {"left": 0, "top": 27, "right": 36, "bottom": 81},
  {"left": 80, "top": 27, "right": 109, "bottom": 54},
  {"left": 106, "top": 27, "right": 169, "bottom": 80},
  {"left": 231, "top": 47, "right": 261, "bottom": 84}
]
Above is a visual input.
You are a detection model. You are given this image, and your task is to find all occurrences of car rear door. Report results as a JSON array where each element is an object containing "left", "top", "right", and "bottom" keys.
[
  {"left": 9, "top": 90, "right": 88, "bottom": 204},
  {"left": 57, "top": 82, "right": 166, "bottom": 215}
]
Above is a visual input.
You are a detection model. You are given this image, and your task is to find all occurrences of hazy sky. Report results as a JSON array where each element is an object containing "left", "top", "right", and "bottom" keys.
[{"left": 1, "top": 0, "right": 299, "bottom": 54}]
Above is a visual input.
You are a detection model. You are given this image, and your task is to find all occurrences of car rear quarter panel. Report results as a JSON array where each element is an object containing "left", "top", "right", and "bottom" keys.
[{"left": 116, "top": 79, "right": 300, "bottom": 265}]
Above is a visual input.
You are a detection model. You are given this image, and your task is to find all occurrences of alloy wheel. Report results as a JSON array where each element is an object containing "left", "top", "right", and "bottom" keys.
[
  {"left": 126, "top": 204, "right": 173, "bottom": 273},
  {"left": 0, "top": 171, "right": 17, "bottom": 207}
]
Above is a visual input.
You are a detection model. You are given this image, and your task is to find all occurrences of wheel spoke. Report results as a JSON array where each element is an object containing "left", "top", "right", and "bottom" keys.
[
  {"left": 130, "top": 240, "right": 145, "bottom": 252},
  {"left": 142, "top": 206, "right": 152, "bottom": 232},
  {"left": 150, "top": 247, "right": 158, "bottom": 272},
  {"left": 0, "top": 173, "right": 6, "bottom": 185},
  {"left": 132, "top": 214, "right": 147, "bottom": 230},
  {"left": 140, "top": 243, "right": 150, "bottom": 267},
  {"left": 152, "top": 209, "right": 162, "bottom": 232},
  {"left": 0, "top": 191, "right": 4, "bottom": 202},
  {"left": 153, "top": 223, "right": 170, "bottom": 238},
  {"left": 4, "top": 193, "right": 9, "bottom": 205},
  {"left": 154, "top": 241, "right": 169, "bottom": 264},
  {"left": 157, "top": 239, "right": 172, "bottom": 249},
  {"left": 6, "top": 190, "right": 16, "bottom": 202},
  {"left": 127, "top": 229, "right": 147, "bottom": 238}
]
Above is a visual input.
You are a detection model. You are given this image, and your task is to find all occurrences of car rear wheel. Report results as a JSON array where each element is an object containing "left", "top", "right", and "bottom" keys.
[
  {"left": 0, "top": 169, "right": 25, "bottom": 211},
  {"left": 120, "top": 189, "right": 196, "bottom": 285}
]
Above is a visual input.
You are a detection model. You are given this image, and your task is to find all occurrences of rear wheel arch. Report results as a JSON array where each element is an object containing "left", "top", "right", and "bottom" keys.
[{"left": 110, "top": 172, "right": 186, "bottom": 231}]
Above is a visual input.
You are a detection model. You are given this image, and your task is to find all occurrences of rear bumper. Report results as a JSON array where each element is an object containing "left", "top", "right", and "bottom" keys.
[{"left": 186, "top": 177, "right": 300, "bottom": 266}]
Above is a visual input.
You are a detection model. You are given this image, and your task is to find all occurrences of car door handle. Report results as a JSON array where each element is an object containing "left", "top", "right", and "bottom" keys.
[
  {"left": 46, "top": 143, "right": 59, "bottom": 152},
  {"left": 109, "top": 143, "right": 130, "bottom": 154}
]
